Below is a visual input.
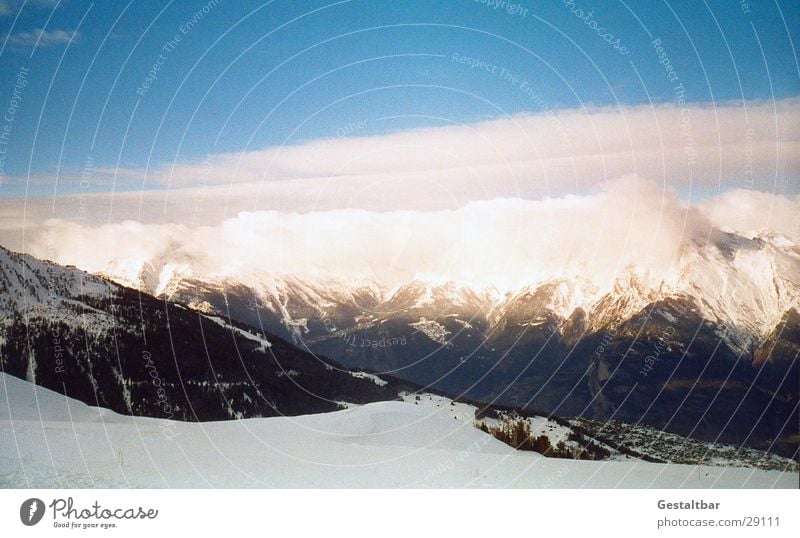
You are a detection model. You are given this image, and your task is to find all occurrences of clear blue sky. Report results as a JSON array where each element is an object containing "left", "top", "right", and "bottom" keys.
[{"left": 0, "top": 0, "right": 798, "bottom": 196}]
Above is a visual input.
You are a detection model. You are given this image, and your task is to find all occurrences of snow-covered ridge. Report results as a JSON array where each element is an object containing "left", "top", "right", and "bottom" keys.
[
  {"left": 409, "top": 318, "right": 451, "bottom": 345},
  {"left": 0, "top": 246, "right": 118, "bottom": 339},
  {"left": 349, "top": 371, "right": 388, "bottom": 387},
  {"left": 0, "top": 246, "right": 111, "bottom": 308},
  {"left": 206, "top": 315, "right": 272, "bottom": 351}
]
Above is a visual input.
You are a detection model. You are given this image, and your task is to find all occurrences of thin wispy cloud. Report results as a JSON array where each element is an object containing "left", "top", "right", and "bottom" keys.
[
  {"left": 31, "top": 98, "right": 795, "bottom": 211},
  {"left": 6, "top": 28, "right": 78, "bottom": 47}
]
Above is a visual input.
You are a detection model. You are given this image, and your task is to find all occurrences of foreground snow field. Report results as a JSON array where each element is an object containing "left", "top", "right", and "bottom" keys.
[{"left": 0, "top": 374, "right": 794, "bottom": 488}]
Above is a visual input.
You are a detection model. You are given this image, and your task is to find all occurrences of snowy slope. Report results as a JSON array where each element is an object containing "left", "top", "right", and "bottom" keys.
[
  {"left": 1, "top": 374, "right": 793, "bottom": 488},
  {"left": 0, "top": 246, "right": 116, "bottom": 340}
]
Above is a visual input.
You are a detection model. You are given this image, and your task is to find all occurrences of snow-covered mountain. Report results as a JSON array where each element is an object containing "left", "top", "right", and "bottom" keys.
[
  {"left": 0, "top": 246, "right": 116, "bottom": 341},
  {"left": 98, "top": 228, "right": 799, "bottom": 353}
]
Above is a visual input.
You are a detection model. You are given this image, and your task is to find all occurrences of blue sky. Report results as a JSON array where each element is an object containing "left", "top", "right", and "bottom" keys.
[{"left": 0, "top": 0, "right": 798, "bottom": 198}]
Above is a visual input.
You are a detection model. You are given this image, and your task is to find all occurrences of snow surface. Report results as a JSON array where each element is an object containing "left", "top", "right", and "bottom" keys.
[
  {"left": 1, "top": 374, "right": 794, "bottom": 489},
  {"left": 409, "top": 318, "right": 451, "bottom": 345},
  {"left": 349, "top": 371, "right": 388, "bottom": 387},
  {"left": 401, "top": 393, "right": 624, "bottom": 460},
  {"left": 206, "top": 315, "right": 272, "bottom": 350}
]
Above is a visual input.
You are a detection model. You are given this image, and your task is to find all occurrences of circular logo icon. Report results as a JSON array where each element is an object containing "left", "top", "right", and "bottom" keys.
[{"left": 20, "top": 498, "right": 45, "bottom": 526}]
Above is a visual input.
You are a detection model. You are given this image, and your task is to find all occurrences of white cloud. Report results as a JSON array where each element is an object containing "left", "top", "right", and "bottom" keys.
[
  {"left": 25, "top": 176, "right": 797, "bottom": 294},
  {"left": 134, "top": 98, "right": 800, "bottom": 200},
  {"left": 7, "top": 28, "right": 78, "bottom": 47},
  {"left": 699, "top": 189, "right": 800, "bottom": 242}
]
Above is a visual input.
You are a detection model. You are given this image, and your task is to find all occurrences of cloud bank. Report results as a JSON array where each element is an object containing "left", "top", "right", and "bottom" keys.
[
  {"left": 112, "top": 98, "right": 799, "bottom": 195},
  {"left": 28, "top": 176, "right": 799, "bottom": 294}
]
